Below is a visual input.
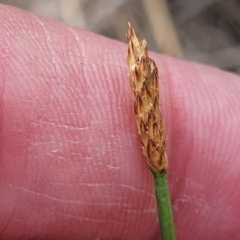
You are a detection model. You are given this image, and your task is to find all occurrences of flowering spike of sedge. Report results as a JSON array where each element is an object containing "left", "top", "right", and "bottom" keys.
[{"left": 126, "top": 23, "right": 168, "bottom": 173}]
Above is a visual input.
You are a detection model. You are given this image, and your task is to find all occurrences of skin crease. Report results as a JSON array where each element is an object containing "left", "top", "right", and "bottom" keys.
[{"left": 0, "top": 4, "right": 240, "bottom": 240}]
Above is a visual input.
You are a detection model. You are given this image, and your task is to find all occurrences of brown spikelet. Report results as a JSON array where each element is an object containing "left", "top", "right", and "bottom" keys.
[{"left": 126, "top": 23, "right": 168, "bottom": 173}]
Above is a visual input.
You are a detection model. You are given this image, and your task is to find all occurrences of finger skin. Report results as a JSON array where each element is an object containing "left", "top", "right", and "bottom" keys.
[{"left": 0, "top": 4, "right": 240, "bottom": 240}]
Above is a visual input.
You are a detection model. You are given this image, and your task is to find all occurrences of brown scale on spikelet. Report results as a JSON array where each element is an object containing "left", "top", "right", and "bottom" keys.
[{"left": 126, "top": 23, "right": 168, "bottom": 173}]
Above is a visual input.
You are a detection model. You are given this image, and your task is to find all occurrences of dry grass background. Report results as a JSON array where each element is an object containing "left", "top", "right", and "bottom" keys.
[{"left": 1, "top": 0, "right": 240, "bottom": 74}]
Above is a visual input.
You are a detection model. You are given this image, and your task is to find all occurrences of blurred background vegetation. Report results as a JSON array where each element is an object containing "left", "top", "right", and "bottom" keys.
[{"left": 1, "top": 0, "right": 240, "bottom": 74}]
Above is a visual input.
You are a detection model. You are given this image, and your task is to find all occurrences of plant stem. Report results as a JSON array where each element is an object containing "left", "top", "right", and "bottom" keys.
[
  {"left": 126, "top": 24, "right": 177, "bottom": 239},
  {"left": 152, "top": 171, "right": 176, "bottom": 240}
]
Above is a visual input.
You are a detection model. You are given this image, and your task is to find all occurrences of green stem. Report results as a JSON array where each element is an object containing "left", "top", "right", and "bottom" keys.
[{"left": 152, "top": 171, "right": 177, "bottom": 240}]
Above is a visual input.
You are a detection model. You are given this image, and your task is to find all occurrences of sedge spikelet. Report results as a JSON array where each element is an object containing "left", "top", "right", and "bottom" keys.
[{"left": 126, "top": 23, "right": 168, "bottom": 173}]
